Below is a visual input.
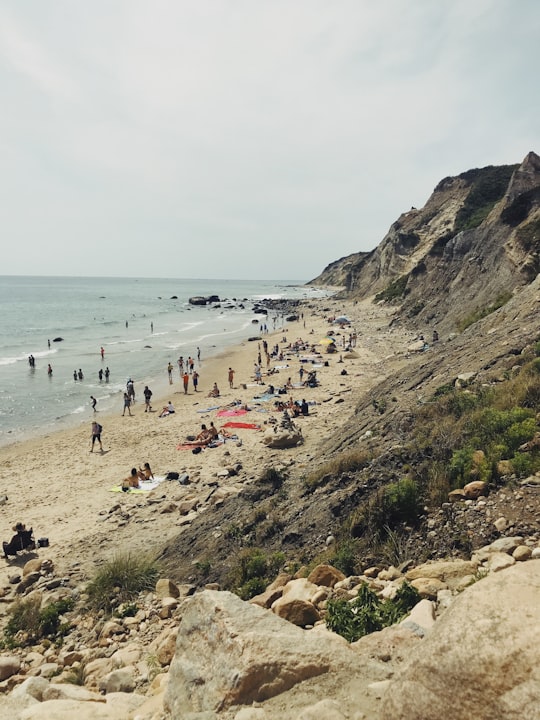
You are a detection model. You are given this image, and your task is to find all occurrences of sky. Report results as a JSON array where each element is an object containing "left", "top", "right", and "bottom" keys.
[{"left": 1, "top": 1, "right": 539, "bottom": 282}]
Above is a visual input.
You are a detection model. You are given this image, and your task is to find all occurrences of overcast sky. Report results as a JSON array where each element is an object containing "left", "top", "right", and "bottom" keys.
[{"left": 1, "top": 1, "right": 539, "bottom": 282}]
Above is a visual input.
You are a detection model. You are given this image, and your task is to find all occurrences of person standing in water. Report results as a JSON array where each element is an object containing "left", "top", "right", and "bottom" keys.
[
  {"left": 100, "top": 346, "right": 105, "bottom": 360},
  {"left": 105, "top": 367, "right": 110, "bottom": 382},
  {"left": 47, "top": 364, "right": 53, "bottom": 376},
  {"left": 90, "top": 396, "right": 97, "bottom": 412}
]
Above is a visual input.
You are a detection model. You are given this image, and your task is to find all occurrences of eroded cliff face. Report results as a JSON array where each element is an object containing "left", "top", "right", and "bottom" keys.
[{"left": 310, "top": 152, "right": 540, "bottom": 334}]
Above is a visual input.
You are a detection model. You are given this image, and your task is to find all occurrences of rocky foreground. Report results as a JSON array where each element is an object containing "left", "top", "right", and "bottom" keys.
[{"left": 0, "top": 528, "right": 538, "bottom": 720}]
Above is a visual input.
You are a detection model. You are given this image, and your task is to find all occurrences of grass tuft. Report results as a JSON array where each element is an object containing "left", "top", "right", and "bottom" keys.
[{"left": 86, "top": 553, "right": 160, "bottom": 614}]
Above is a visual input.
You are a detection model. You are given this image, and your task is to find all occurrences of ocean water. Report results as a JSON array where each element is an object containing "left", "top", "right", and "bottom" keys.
[{"left": 0, "top": 276, "right": 329, "bottom": 447}]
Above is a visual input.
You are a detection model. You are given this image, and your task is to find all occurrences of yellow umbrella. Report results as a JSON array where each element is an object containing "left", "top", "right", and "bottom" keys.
[{"left": 318, "top": 337, "right": 336, "bottom": 345}]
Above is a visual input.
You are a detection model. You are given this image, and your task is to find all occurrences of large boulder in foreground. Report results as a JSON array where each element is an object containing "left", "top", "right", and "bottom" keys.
[
  {"left": 163, "top": 589, "right": 352, "bottom": 716},
  {"left": 381, "top": 561, "right": 540, "bottom": 720}
]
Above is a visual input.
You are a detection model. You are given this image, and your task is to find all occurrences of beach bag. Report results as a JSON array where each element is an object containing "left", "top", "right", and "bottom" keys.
[
  {"left": 96, "top": 424, "right": 103, "bottom": 433},
  {"left": 192, "top": 446, "right": 202, "bottom": 454},
  {"left": 165, "top": 472, "right": 179, "bottom": 480},
  {"left": 38, "top": 537, "right": 49, "bottom": 547}
]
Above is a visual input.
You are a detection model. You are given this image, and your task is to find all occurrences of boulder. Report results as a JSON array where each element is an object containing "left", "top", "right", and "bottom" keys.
[
  {"left": 98, "top": 668, "right": 135, "bottom": 694},
  {"left": 463, "top": 480, "right": 488, "bottom": 499},
  {"left": 381, "top": 562, "right": 540, "bottom": 720},
  {"left": 155, "top": 578, "right": 180, "bottom": 599},
  {"left": 23, "top": 559, "right": 42, "bottom": 577},
  {"left": 0, "top": 656, "right": 21, "bottom": 681},
  {"left": 405, "top": 560, "right": 477, "bottom": 589},
  {"left": 42, "top": 684, "right": 104, "bottom": 702},
  {"left": 20, "top": 699, "right": 120, "bottom": 719},
  {"left": 262, "top": 428, "right": 303, "bottom": 449},
  {"left": 164, "top": 589, "right": 354, "bottom": 715},
  {"left": 12, "top": 676, "right": 49, "bottom": 701},
  {"left": 152, "top": 626, "right": 179, "bottom": 667},
  {"left": 307, "top": 564, "right": 346, "bottom": 588},
  {"left": 188, "top": 296, "right": 207, "bottom": 306}
]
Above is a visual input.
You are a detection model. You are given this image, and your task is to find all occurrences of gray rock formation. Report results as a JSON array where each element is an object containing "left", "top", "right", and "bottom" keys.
[
  {"left": 381, "top": 561, "right": 540, "bottom": 720},
  {"left": 163, "top": 589, "right": 353, "bottom": 715}
]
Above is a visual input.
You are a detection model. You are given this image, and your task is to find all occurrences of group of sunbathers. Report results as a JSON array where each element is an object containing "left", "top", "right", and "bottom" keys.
[
  {"left": 121, "top": 462, "right": 154, "bottom": 491},
  {"left": 184, "top": 423, "right": 220, "bottom": 446}
]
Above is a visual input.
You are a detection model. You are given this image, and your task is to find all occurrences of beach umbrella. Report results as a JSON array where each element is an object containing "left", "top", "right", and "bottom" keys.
[
  {"left": 318, "top": 337, "right": 336, "bottom": 345},
  {"left": 333, "top": 316, "right": 351, "bottom": 324}
]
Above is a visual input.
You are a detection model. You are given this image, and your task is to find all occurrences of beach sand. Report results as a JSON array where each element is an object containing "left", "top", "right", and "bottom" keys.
[{"left": 0, "top": 296, "right": 412, "bottom": 583}]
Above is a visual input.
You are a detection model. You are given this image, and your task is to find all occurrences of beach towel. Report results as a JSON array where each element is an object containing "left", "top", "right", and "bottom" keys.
[
  {"left": 197, "top": 406, "right": 221, "bottom": 413},
  {"left": 222, "top": 421, "right": 261, "bottom": 430},
  {"left": 216, "top": 408, "right": 248, "bottom": 417},
  {"left": 109, "top": 476, "right": 166, "bottom": 493}
]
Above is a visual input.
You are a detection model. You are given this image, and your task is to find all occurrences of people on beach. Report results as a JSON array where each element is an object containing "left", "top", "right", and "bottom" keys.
[
  {"left": 207, "top": 382, "right": 220, "bottom": 398},
  {"left": 48, "top": 339, "right": 50, "bottom": 348},
  {"left": 197, "top": 347, "right": 201, "bottom": 362},
  {"left": 73, "top": 370, "right": 78, "bottom": 381},
  {"left": 90, "top": 395, "right": 97, "bottom": 412},
  {"left": 127, "top": 378, "right": 135, "bottom": 402},
  {"left": 98, "top": 368, "right": 103, "bottom": 381},
  {"left": 3, "top": 523, "right": 34, "bottom": 558},
  {"left": 90, "top": 420, "right": 103, "bottom": 452},
  {"left": 100, "top": 346, "right": 105, "bottom": 359},
  {"left": 192, "top": 370, "right": 199, "bottom": 392},
  {"left": 122, "top": 468, "right": 141, "bottom": 491},
  {"left": 139, "top": 462, "right": 154, "bottom": 480},
  {"left": 143, "top": 385, "right": 153, "bottom": 412},
  {"left": 47, "top": 364, "right": 53, "bottom": 376},
  {"left": 78, "top": 369, "right": 84, "bottom": 380},
  {"left": 122, "top": 392, "right": 132, "bottom": 416},
  {"left": 28, "top": 355, "right": 35, "bottom": 368},
  {"left": 228, "top": 367, "right": 235, "bottom": 388},
  {"left": 185, "top": 424, "right": 213, "bottom": 445},
  {"left": 183, "top": 371, "right": 189, "bottom": 394},
  {"left": 167, "top": 362, "right": 174, "bottom": 384},
  {"left": 105, "top": 367, "right": 110, "bottom": 382},
  {"left": 159, "top": 401, "right": 175, "bottom": 418}
]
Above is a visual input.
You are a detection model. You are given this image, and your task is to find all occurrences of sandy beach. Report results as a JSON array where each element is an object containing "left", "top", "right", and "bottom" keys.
[{"left": 0, "top": 295, "right": 412, "bottom": 584}]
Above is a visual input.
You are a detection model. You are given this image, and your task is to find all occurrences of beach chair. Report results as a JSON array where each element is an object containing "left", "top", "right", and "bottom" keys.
[{"left": 3, "top": 527, "right": 36, "bottom": 559}]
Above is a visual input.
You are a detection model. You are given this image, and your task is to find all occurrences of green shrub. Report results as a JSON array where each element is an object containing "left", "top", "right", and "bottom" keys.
[
  {"left": 457, "top": 292, "right": 512, "bottom": 332},
  {"left": 326, "top": 581, "right": 420, "bottom": 642},
  {"left": 351, "top": 478, "right": 423, "bottom": 538},
  {"left": 229, "top": 548, "right": 286, "bottom": 600},
  {"left": 86, "top": 553, "right": 160, "bottom": 614},
  {"left": 374, "top": 275, "right": 409, "bottom": 304},
  {"left": 329, "top": 541, "right": 357, "bottom": 576},
  {"left": 454, "top": 164, "right": 517, "bottom": 233},
  {"left": 3, "top": 596, "right": 75, "bottom": 648}
]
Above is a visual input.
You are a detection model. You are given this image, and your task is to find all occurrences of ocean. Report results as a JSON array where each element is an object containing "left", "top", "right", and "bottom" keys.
[{"left": 0, "top": 276, "right": 330, "bottom": 447}]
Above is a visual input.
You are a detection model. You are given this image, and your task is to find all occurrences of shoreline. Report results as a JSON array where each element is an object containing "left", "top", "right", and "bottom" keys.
[{"left": 0, "top": 294, "right": 413, "bottom": 582}]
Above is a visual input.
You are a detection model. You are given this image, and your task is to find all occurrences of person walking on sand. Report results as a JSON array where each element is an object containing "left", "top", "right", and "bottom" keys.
[
  {"left": 122, "top": 392, "right": 132, "bottom": 416},
  {"left": 167, "top": 362, "right": 174, "bottom": 384},
  {"left": 143, "top": 385, "right": 153, "bottom": 412},
  {"left": 192, "top": 370, "right": 199, "bottom": 392},
  {"left": 228, "top": 367, "right": 235, "bottom": 388},
  {"left": 90, "top": 395, "right": 97, "bottom": 413},
  {"left": 183, "top": 371, "right": 189, "bottom": 394},
  {"left": 90, "top": 420, "right": 103, "bottom": 452}
]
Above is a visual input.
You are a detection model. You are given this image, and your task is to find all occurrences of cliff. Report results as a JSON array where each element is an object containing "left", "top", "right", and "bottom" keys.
[{"left": 310, "top": 151, "right": 540, "bottom": 335}]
